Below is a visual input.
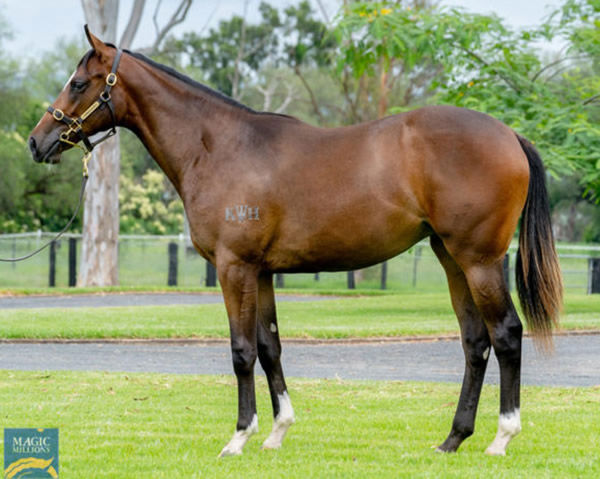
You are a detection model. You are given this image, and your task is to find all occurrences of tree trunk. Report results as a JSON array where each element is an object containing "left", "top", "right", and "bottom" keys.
[
  {"left": 78, "top": 0, "right": 191, "bottom": 285},
  {"left": 377, "top": 67, "right": 389, "bottom": 119},
  {"left": 78, "top": 136, "right": 121, "bottom": 285},
  {"left": 79, "top": 0, "right": 120, "bottom": 286}
]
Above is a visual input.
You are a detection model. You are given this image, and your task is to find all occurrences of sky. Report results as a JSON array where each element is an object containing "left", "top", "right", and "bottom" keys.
[{"left": 1, "top": 0, "right": 564, "bottom": 57}]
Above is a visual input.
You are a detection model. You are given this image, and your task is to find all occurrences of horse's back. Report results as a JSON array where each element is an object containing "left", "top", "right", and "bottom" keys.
[{"left": 281, "top": 104, "right": 530, "bottom": 233}]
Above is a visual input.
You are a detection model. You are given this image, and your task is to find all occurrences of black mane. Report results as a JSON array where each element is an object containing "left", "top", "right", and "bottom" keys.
[
  {"left": 125, "top": 49, "right": 258, "bottom": 114},
  {"left": 79, "top": 45, "right": 296, "bottom": 119}
]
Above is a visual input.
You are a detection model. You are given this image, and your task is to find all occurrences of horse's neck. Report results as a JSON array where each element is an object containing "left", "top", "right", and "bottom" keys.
[{"left": 120, "top": 60, "right": 249, "bottom": 193}]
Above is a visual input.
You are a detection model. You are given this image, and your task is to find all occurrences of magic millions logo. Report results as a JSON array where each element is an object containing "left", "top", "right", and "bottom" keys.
[{"left": 4, "top": 429, "right": 58, "bottom": 478}]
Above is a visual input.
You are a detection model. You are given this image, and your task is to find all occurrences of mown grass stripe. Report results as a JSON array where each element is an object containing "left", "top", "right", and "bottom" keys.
[
  {"left": 0, "top": 293, "right": 598, "bottom": 340},
  {"left": 0, "top": 371, "right": 597, "bottom": 478}
]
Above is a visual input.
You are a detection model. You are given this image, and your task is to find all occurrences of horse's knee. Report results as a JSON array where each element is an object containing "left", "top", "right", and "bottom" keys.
[
  {"left": 257, "top": 338, "right": 281, "bottom": 372},
  {"left": 463, "top": 335, "right": 491, "bottom": 368},
  {"left": 231, "top": 340, "right": 257, "bottom": 376},
  {"left": 257, "top": 321, "right": 281, "bottom": 361}
]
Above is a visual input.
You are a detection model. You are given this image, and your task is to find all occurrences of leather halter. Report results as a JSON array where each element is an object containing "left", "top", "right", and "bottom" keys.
[{"left": 47, "top": 49, "right": 122, "bottom": 176}]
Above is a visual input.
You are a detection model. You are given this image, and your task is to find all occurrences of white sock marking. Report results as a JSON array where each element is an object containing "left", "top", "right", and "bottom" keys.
[
  {"left": 262, "top": 391, "right": 295, "bottom": 450},
  {"left": 219, "top": 414, "right": 258, "bottom": 457},
  {"left": 486, "top": 409, "right": 521, "bottom": 456}
]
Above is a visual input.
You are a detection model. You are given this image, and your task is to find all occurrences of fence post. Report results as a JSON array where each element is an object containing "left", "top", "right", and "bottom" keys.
[
  {"left": 167, "top": 242, "right": 178, "bottom": 287},
  {"left": 206, "top": 262, "right": 217, "bottom": 287},
  {"left": 275, "top": 273, "right": 285, "bottom": 288},
  {"left": 588, "top": 258, "right": 600, "bottom": 294},
  {"left": 68, "top": 238, "right": 77, "bottom": 287},
  {"left": 503, "top": 254, "right": 511, "bottom": 291},
  {"left": 380, "top": 261, "right": 388, "bottom": 290},
  {"left": 347, "top": 271, "right": 355, "bottom": 289},
  {"left": 314, "top": 273, "right": 319, "bottom": 281},
  {"left": 48, "top": 241, "right": 56, "bottom": 287}
]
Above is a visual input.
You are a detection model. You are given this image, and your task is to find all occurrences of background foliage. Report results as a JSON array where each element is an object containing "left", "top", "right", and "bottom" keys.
[{"left": 0, "top": 0, "right": 598, "bottom": 240}]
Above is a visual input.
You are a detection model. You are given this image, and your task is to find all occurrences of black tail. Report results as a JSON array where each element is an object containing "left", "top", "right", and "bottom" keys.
[{"left": 515, "top": 135, "right": 563, "bottom": 349}]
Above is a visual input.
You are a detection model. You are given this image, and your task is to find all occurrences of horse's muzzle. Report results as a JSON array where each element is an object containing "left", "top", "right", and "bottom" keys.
[{"left": 29, "top": 135, "right": 61, "bottom": 164}]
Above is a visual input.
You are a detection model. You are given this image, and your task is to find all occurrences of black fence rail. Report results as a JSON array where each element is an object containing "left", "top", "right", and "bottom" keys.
[{"left": 0, "top": 233, "right": 599, "bottom": 293}]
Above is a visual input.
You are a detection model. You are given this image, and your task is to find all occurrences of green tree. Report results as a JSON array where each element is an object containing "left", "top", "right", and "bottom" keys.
[
  {"left": 0, "top": 19, "right": 85, "bottom": 233},
  {"left": 335, "top": 1, "right": 600, "bottom": 197},
  {"left": 165, "top": 2, "right": 281, "bottom": 98},
  {"left": 120, "top": 170, "right": 184, "bottom": 235},
  {"left": 161, "top": 1, "right": 337, "bottom": 122},
  {"left": 548, "top": 175, "right": 600, "bottom": 242}
]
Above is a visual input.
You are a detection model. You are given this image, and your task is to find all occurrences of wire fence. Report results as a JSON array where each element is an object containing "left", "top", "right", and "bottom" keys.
[{"left": 0, "top": 232, "right": 599, "bottom": 293}]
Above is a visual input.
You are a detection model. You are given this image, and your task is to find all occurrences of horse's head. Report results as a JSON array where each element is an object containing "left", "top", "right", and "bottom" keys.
[{"left": 29, "top": 26, "right": 124, "bottom": 164}]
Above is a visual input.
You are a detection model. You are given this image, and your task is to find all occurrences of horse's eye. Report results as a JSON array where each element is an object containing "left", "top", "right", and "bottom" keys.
[{"left": 70, "top": 80, "right": 88, "bottom": 93}]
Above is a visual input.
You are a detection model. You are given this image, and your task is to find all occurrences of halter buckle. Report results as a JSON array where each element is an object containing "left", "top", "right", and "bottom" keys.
[
  {"left": 106, "top": 73, "right": 117, "bottom": 87},
  {"left": 52, "top": 109, "right": 65, "bottom": 121}
]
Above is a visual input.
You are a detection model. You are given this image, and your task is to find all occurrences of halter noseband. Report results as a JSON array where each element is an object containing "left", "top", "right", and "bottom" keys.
[{"left": 47, "top": 49, "right": 123, "bottom": 176}]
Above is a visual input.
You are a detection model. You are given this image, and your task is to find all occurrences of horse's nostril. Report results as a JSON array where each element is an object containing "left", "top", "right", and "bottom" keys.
[{"left": 29, "top": 136, "right": 37, "bottom": 154}]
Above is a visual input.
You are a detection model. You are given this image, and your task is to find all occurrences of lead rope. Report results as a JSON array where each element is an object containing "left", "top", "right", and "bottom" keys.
[{"left": 0, "top": 158, "right": 89, "bottom": 263}]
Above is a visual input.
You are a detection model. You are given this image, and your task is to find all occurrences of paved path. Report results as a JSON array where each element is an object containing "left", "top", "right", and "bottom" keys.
[
  {"left": 0, "top": 293, "right": 331, "bottom": 309},
  {"left": 1, "top": 335, "right": 598, "bottom": 387}
]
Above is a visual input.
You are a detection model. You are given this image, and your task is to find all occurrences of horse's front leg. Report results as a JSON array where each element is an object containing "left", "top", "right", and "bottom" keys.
[
  {"left": 257, "top": 272, "right": 295, "bottom": 450},
  {"left": 217, "top": 260, "right": 260, "bottom": 457}
]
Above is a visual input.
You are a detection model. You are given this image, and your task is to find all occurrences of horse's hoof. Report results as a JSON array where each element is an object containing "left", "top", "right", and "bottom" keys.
[
  {"left": 218, "top": 447, "right": 242, "bottom": 458},
  {"left": 435, "top": 446, "right": 456, "bottom": 453},
  {"left": 434, "top": 441, "right": 458, "bottom": 453},
  {"left": 485, "top": 446, "right": 506, "bottom": 456},
  {"left": 261, "top": 445, "right": 279, "bottom": 451},
  {"left": 261, "top": 440, "right": 282, "bottom": 451}
]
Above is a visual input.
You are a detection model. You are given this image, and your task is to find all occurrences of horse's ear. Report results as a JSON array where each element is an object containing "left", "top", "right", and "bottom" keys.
[{"left": 84, "top": 25, "right": 106, "bottom": 54}]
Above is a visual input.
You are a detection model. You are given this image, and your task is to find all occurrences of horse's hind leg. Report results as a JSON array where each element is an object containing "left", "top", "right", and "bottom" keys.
[
  {"left": 431, "top": 235, "right": 491, "bottom": 452},
  {"left": 256, "top": 272, "right": 295, "bottom": 450},
  {"left": 461, "top": 261, "right": 522, "bottom": 455}
]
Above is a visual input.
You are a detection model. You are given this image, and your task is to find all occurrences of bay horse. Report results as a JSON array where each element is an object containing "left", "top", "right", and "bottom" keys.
[{"left": 29, "top": 28, "right": 562, "bottom": 457}]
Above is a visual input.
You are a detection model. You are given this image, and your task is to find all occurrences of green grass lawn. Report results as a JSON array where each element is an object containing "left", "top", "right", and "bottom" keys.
[
  {"left": 0, "top": 371, "right": 597, "bottom": 478},
  {"left": 0, "top": 292, "right": 598, "bottom": 340}
]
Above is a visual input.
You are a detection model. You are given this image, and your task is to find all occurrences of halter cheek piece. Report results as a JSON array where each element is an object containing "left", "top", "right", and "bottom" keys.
[{"left": 47, "top": 49, "right": 122, "bottom": 177}]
